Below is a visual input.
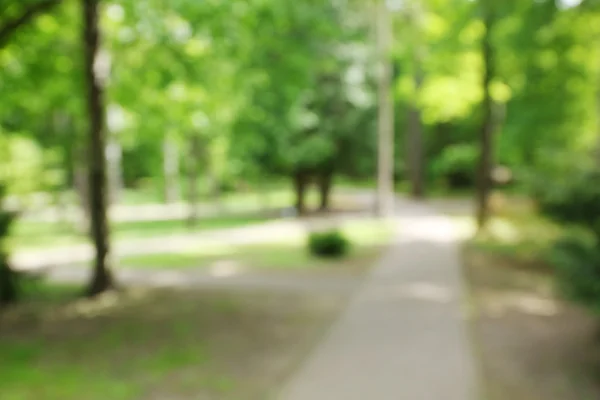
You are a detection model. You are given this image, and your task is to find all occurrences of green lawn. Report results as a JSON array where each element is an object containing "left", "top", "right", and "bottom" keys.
[
  {"left": 464, "top": 199, "right": 562, "bottom": 266},
  {"left": 9, "top": 187, "right": 344, "bottom": 251},
  {"left": 120, "top": 185, "right": 320, "bottom": 208},
  {"left": 0, "top": 218, "right": 392, "bottom": 400},
  {"left": 0, "top": 285, "right": 348, "bottom": 400},
  {"left": 120, "top": 218, "right": 394, "bottom": 271},
  {"left": 9, "top": 213, "right": 275, "bottom": 251}
]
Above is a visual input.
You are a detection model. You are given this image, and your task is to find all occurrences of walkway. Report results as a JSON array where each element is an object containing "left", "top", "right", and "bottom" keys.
[
  {"left": 12, "top": 210, "right": 374, "bottom": 271},
  {"left": 279, "top": 199, "right": 480, "bottom": 400},
  {"left": 12, "top": 190, "right": 373, "bottom": 271}
]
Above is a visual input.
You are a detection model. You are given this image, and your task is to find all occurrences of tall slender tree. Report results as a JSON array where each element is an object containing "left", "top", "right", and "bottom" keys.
[
  {"left": 476, "top": 0, "right": 496, "bottom": 230},
  {"left": 376, "top": 0, "right": 395, "bottom": 216},
  {"left": 82, "top": 0, "right": 115, "bottom": 295},
  {"left": 406, "top": 1, "right": 425, "bottom": 199}
]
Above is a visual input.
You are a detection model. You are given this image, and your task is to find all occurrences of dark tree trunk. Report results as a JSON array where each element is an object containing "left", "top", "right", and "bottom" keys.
[
  {"left": 596, "top": 76, "right": 600, "bottom": 165},
  {"left": 407, "top": 107, "right": 425, "bottom": 199},
  {"left": 187, "top": 135, "right": 201, "bottom": 226},
  {"left": 82, "top": 0, "right": 115, "bottom": 296},
  {"left": 293, "top": 171, "right": 309, "bottom": 215},
  {"left": 0, "top": 206, "right": 18, "bottom": 306},
  {"left": 407, "top": 19, "right": 425, "bottom": 200},
  {"left": 476, "top": 1, "right": 496, "bottom": 231},
  {"left": 318, "top": 170, "right": 334, "bottom": 212},
  {"left": 0, "top": 261, "right": 17, "bottom": 306},
  {"left": 0, "top": 148, "right": 18, "bottom": 307}
]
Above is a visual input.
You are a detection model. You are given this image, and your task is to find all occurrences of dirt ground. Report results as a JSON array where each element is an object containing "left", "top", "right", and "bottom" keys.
[
  {"left": 0, "top": 286, "right": 352, "bottom": 400},
  {"left": 464, "top": 247, "right": 600, "bottom": 400}
]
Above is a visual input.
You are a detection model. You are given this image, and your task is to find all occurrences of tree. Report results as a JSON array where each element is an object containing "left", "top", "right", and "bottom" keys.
[
  {"left": 404, "top": 1, "right": 426, "bottom": 199},
  {"left": 376, "top": 0, "right": 395, "bottom": 215},
  {"left": 476, "top": 0, "right": 496, "bottom": 230},
  {"left": 0, "top": 185, "right": 17, "bottom": 306},
  {"left": 230, "top": 0, "right": 376, "bottom": 215},
  {"left": 82, "top": 0, "right": 115, "bottom": 295},
  {"left": 0, "top": 0, "right": 61, "bottom": 48}
]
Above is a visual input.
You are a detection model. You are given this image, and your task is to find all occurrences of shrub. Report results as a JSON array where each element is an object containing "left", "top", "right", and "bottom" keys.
[
  {"left": 537, "top": 169, "right": 600, "bottom": 235},
  {"left": 308, "top": 230, "right": 350, "bottom": 258},
  {"left": 550, "top": 233, "right": 600, "bottom": 313},
  {"left": 538, "top": 167, "right": 600, "bottom": 313},
  {"left": 431, "top": 144, "right": 478, "bottom": 190}
]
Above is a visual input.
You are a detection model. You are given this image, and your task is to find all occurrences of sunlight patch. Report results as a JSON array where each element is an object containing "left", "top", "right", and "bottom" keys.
[
  {"left": 364, "top": 281, "right": 454, "bottom": 303},
  {"left": 209, "top": 260, "right": 243, "bottom": 278},
  {"left": 483, "top": 291, "right": 560, "bottom": 317},
  {"left": 399, "top": 282, "right": 454, "bottom": 303},
  {"left": 489, "top": 219, "right": 521, "bottom": 243}
]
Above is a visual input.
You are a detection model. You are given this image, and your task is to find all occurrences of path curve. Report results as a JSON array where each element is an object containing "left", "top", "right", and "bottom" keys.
[{"left": 279, "top": 198, "right": 480, "bottom": 400}]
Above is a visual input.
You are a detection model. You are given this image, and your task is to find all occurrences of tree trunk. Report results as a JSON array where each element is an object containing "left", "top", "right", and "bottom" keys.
[
  {"left": 407, "top": 50, "right": 425, "bottom": 199},
  {"left": 163, "top": 133, "right": 180, "bottom": 204},
  {"left": 0, "top": 206, "right": 18, "bottom": 306},
  {"left": 318, "top": 170, "right": 334, "bottom": 212},
  {"left": 476, "top": 1, "right": 496, "bottom": 231},
  {"left": 82, "top": 0, "right": 115, "bottom": 296},
  {"left": 596, "top": 74, "right": 600, "bottom": 165},
  {"left": 106, "top": 135, "right": 123, "bottom": 205},
  {"left": 375, "top": 0, "right": 395, "bottom": 216},
  {"left": 293, "top": 172, "right": 309, "bottom": 215},
  {"left": 187, "top": 135, "right": 201, "bottom": 226},
  {"left": 0, "top": 261, "right": 17, "bottom": 307}
]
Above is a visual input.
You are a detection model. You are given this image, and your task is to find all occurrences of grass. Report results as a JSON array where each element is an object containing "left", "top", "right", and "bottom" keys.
[
  {"left": 119, "top": 218, "right": 394, "bottom": 271},
  {"left": 0, "top": 271, "right": 356, "bottom": 399},
  {"left": 445, "top": 195, "right": 563, "bottom": 268},
  {"left": 119, "top": 185, "right": 321, "bottom": 209},
  {"left": 9, "top": 187, "right": 348, "bottom": 251},
  {"left": 9, "top": 214, "right": 275, "bottom": 251},
  {"left": 113, "top": 214, "right": 270, "bottom": 238},
  {"left": 0, "top": 289, "right": 211, "bottom": 400}
]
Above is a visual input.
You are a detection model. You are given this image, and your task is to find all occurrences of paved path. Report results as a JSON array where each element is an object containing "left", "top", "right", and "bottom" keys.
[
  {"left": 279, "top": 199, "right": 480, "bottom": 400},
  {"left": 12, "top": 190, "right": 373, "bottom": 271},
  {"left": 13, "top": 210, "right": 374, "bottom": 271}
]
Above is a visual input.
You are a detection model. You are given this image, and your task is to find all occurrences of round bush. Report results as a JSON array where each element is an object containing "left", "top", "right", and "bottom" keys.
[{"left": 308, "top": 230, "right": 350, "bottom": 259}]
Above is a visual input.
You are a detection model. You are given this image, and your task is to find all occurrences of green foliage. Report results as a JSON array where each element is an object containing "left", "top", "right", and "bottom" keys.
[
  {"left": 550, "top": 233, "right": 600, "bottom": 314},
  {"left": 540, "top": 167, "right": 600, "bottom": 313},
  {"left": 431, "top": 144, "right": 478, "bottom": 189},
  {"left": 307, "top": 230, "right": 350, "bottom": 259},
  {"left": 538, "top": 168, "right": 600, "bottom": 235},
  {"left": 2, "top": 0, "right": 599, "bottom": 200}
]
